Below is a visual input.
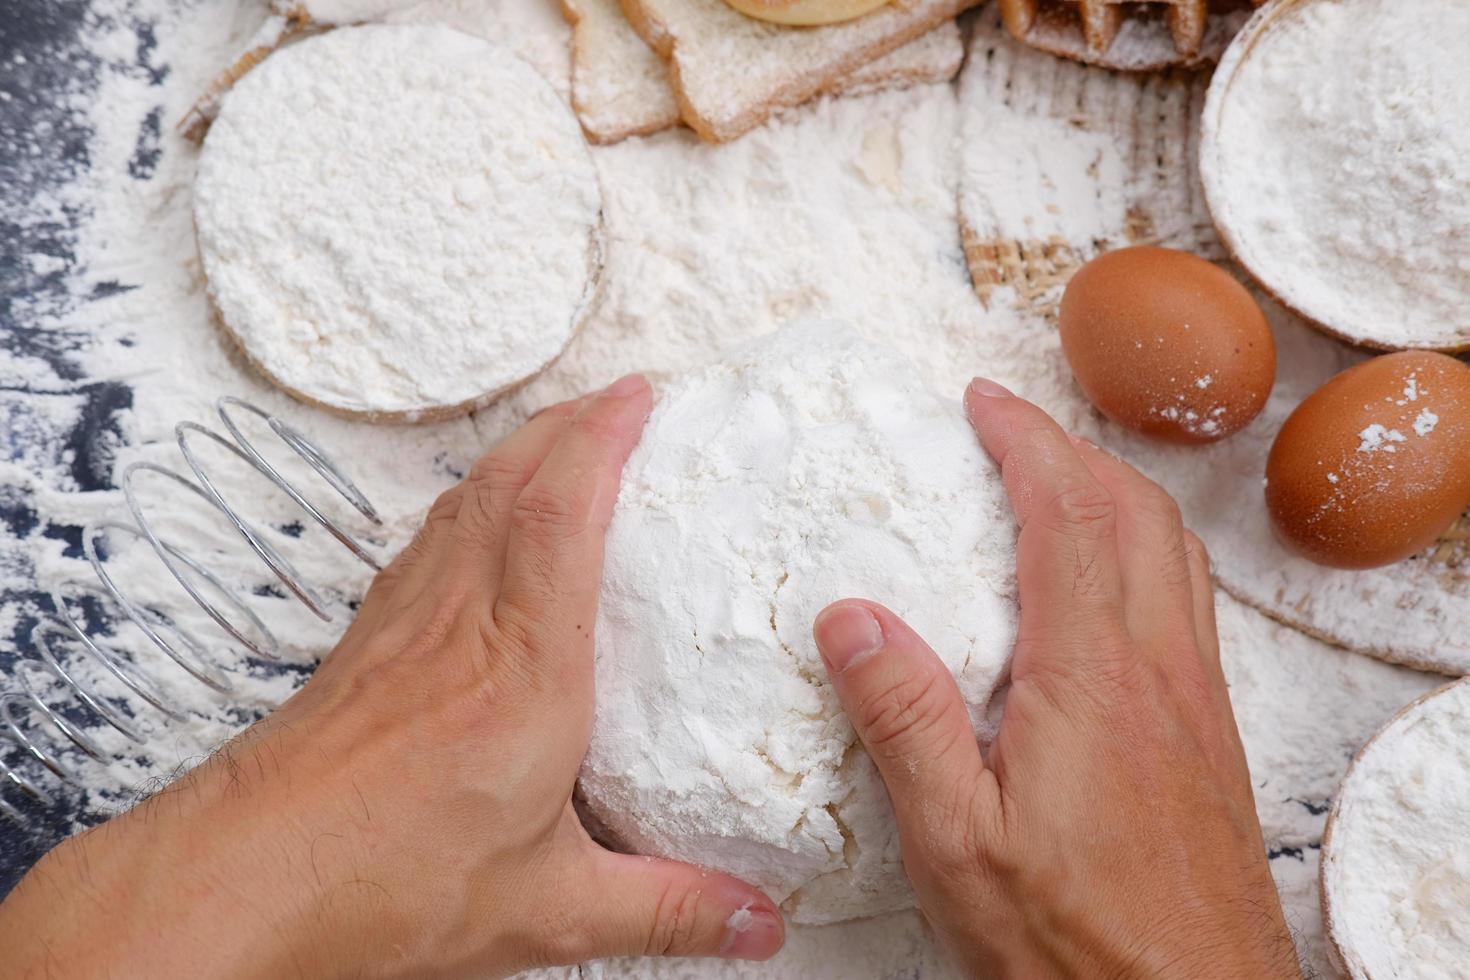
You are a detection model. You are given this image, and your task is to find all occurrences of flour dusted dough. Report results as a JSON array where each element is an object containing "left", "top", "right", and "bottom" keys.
[
  {"left": 194, "top": 24, "right": 603, "bottom": 421},
  {"left": 580, "top": 322, "right": 1018, "bottom": 924},
  {"left": 1201, "top": 0, "right": 1470, "bottom": 352},
  {"left": 957, "top": 9, "right": 1470, "bottom": 675},
  {"left": 1321, "top": 679, "right": 1470, "bottom": 979}
]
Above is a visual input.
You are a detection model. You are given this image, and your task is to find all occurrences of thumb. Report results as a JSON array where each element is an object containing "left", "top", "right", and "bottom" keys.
[
  {"left": 572, "top": 848, "right": 785, "bottom": 963},
  {"left": 813, "top": 601, "right": 991, "bottom": 837}
]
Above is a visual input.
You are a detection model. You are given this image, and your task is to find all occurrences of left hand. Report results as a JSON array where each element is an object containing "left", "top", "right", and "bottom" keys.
[{"left": 0, "top": 374, "right": 784, "bottom": 979}]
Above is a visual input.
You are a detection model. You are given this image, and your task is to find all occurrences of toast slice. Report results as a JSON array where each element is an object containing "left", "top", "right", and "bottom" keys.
[
  {"left": 826, "top": 19, "right": 961, "bottom": 97},
  {"left": 564, "top": 0, "right": 961, "bottom": 143},
  {"left": 619, "top": 0, "right": 980, "bottom": 142}
]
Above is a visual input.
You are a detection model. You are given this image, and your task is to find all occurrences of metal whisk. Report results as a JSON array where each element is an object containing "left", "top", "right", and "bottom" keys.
[{"left": 1, "top": 397, "right": 381, "bottom": 821}]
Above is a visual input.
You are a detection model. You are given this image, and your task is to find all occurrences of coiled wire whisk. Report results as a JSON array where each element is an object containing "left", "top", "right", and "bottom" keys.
[{"left": 0, "top": 396, "right": 382, "bottom": 821}]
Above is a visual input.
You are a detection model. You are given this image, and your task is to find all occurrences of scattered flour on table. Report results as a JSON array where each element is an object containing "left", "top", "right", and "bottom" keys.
[
  {"left": 581, "top": 322, "right": 1017, "bottom": 924},
  {"left": 195, "top": 23, "right": 603, "bottom": 418},
  {"left": 1216, "top": 597, "right": 1440, "bottom": 979},
  {"left": 1202, "top": 0, "right": 1470, "bottom": 350},
  {"left": 0, "top": 0, "right": 1450, "bottom": 976},
  {"left": 1321, "top": 679, "right": 1470, "bottom": 980}
]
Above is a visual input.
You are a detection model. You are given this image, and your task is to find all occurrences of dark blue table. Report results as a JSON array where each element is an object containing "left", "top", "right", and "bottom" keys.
[{"left": 1, "top": 0, "right": 153, "bottom": 892}]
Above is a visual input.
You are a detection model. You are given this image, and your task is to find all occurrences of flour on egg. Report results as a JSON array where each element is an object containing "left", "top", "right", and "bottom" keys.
[{"left": 580, "top": 322, "right": 1018, "bottom": 924}]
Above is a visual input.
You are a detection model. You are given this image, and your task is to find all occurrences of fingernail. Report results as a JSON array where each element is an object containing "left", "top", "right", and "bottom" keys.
[
  {"left": 968, "top": 377, "right": 1013, "bottom": 399},
  {"left": 1068, "top": 434, "right": 1095, "bottom": 450},
  {"left": 603, "top": 373, "right": 648, "bottom": 399},
  {"left": 719, "top": 903, "right": 784, "bottom": 961},
  {"left": 813, "top": 604, "right": 884, "bottom": 674}
]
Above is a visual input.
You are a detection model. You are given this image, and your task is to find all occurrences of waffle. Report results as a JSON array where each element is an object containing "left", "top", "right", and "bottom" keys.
[{"left": 999, "top": 0, "right": 1265, "bottom": 70}]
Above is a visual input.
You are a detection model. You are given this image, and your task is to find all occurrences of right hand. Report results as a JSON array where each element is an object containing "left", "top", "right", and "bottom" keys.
[{"left": 812, "top": 379, "right": 1303, "bottom": 979}]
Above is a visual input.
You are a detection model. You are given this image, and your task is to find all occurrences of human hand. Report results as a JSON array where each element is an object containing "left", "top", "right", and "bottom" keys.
[
  {"left": 0, "top": 374, "right": 784, "bottom": 979},
  {"left": 812, "top": 379, "right": 1302, "bottom": 979}
]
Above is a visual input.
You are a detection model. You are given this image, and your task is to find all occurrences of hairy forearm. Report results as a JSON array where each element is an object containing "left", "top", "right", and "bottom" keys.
[
  {"left": 1, "top": 737, "right": 379, "bottom": 979},
  {"left": 1, "top": 809, "right": 256, "bottom": 977}
]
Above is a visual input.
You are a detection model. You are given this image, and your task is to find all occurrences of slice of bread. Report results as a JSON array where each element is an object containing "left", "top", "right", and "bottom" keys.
[
  {"left": 725, "top": 0, "right": 891, "bottom": 27},
  {"left": 618, "top": 0, "right": 980, "bottom": 142},
  {"left": 564, "top": 0, "right": 681, "bottom": 140},
  {"left": 830, "top": 19, "right": 962, "bottom": 97},
  {"left": 564, "top": 0, "right": 962, "bottom": 144}
]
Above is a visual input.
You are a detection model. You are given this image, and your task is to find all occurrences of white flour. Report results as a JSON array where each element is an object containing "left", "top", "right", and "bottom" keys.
[
  {"left": 582, "top": 322, "right": 1017, "bottom": 924},
  {"left": 1201, "top": 0, "right": 1470, "bottom": 351},
  {"left": 0, "top": 0, "right": 1451, "bottom": 976},
  {"left": 195, "top": 23, "right": 603, "bottom": 419},
  {"left": 1321, "top": 679, "right": 1470, "bottom": 980}
]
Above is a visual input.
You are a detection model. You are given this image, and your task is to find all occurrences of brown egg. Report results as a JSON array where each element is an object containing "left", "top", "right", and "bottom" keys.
[
  {"left": 1059, "top": 246, "right": 1276, "bottom": 444},
  {"left": 1265, "top": 352, "right": 1470, "bottom": 570}
]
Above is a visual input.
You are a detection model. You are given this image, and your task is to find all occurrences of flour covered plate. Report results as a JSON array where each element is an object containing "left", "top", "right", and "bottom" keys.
[
  {"left": 1201, "top": 0, "right": 1470, "bottom": 352},
  {"left": 1320, "top": 678, "right": 1470, "bottom": 978},
  {"left": 195, "top": 24, "right": 604, "bottom": 422},
  {"left": 957, "top": 10, "right": 1470, "bottom": 674}
]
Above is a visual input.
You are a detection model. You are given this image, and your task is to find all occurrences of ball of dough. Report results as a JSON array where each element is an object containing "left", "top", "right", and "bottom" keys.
[{"left": 580, "top": 322, "right": 1018, "bottom": 924}]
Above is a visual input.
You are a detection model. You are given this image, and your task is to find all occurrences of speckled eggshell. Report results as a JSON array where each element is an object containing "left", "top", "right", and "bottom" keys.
[
  {"left": 1265, "top": 351, "right": 1470, "bottom": 570},
  {"left": 1059, "top": 246, "right": 1276, "bottom": 444}
]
